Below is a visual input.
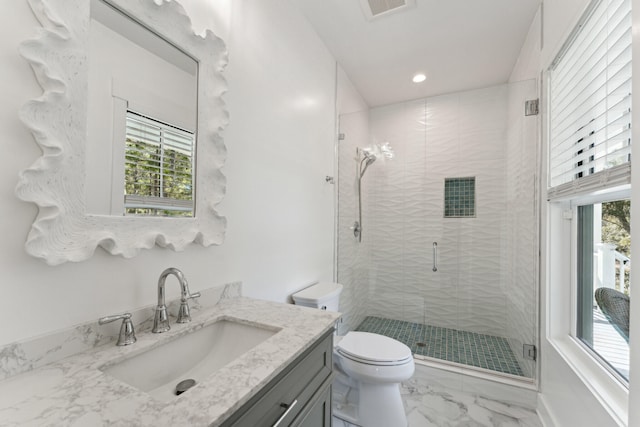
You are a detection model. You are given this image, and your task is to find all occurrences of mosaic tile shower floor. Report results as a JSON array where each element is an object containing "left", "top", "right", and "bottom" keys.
[{"left": 355, "top": 316, "right": 524, "bottom": 377}]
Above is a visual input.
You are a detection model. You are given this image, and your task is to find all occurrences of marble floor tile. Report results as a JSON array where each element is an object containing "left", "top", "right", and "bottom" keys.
[
  {"left": 333, "top": 361, "right": 541, "bottom": 427},
  {"left": 333, "top": 380, "right": 542, "bottom": 427},
  {"left": 402, "top": 383, "right": 542, "bottom": 427}
]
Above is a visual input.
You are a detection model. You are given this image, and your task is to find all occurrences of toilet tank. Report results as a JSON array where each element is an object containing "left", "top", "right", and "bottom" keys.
[{"left": 292, "top": 282, "right": 343, "bottom": 311}]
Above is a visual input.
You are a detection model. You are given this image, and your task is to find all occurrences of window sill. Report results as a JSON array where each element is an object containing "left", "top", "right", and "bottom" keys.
[{"left": 548, "top": 334, "right": 628, "bottom": 426}]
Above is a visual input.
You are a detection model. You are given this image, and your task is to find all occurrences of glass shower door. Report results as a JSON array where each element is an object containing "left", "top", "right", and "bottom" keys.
[{"left": 418, "top": 80, "right": 538, "bottom": 379}]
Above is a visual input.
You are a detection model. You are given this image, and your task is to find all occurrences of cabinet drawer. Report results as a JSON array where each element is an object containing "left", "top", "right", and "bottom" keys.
[{"left": 223, "top": 330, "right": 333, "bottom": 427}]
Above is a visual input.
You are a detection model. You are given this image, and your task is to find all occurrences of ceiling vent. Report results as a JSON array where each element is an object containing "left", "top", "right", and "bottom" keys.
[{"left": 360, "top": 0, "right": 416, "bottom": 21}]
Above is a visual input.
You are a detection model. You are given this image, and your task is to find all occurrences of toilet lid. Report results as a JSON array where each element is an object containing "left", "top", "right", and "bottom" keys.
[
  {"left": 336, "top": 332, "right": 412, "bottom": 365},
  {"left": 292, "top": 282, "right": 343, "bottom": 304}
]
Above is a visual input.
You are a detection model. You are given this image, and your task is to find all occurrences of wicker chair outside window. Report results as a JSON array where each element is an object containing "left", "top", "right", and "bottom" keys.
[{"left": 594, "top": 287, "right": 630, "bottom": 343}]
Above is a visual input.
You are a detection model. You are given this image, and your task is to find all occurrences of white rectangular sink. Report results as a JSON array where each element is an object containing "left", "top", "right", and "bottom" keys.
[{"left": 100, "top": 318, "right": 280, "bottom": 402}]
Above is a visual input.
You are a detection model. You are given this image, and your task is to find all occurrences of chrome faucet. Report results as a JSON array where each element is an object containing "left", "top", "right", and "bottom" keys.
[{"left": 152, "top": 268, "right": 201, "bottom": 333}]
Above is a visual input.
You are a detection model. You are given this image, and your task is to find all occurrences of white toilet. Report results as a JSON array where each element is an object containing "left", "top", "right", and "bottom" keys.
[{"left": 292, "top": 282, "right": 415, "bottom": 427}]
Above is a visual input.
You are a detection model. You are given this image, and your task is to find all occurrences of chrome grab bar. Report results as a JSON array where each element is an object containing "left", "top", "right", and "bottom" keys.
[
  {"left": 432, "top": 242, "right": 438, "bottom": 272},
  {"left": 272, "top": 399, "right": 298, "bottom": 427}
]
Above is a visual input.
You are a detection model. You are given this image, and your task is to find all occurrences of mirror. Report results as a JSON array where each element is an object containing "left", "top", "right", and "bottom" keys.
[{"left": 18, "top": 0, "right": 229, "bottom": 265}]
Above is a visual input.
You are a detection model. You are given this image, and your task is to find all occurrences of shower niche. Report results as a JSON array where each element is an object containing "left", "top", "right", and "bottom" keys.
[{"left": 336, "top": 80, "right": 538, "bottom": 381}]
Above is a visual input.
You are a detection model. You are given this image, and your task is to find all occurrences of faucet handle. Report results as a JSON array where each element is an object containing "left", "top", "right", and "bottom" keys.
[
  {"left": 99, "top": 313, "right": 137, "bottom": 346},
  {"left": 177, "top": 291, "right": 200, "bottom": 324}
]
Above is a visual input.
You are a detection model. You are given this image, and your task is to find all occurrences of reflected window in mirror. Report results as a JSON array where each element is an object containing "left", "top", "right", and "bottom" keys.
[
  {"left": 86, "top": 0, "right": 198, "bottom": 217},
  {"left": 124, "top": 111, "right": 195, "bottom": 217}
]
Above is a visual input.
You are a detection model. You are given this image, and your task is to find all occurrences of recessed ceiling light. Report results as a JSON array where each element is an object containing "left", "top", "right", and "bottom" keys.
[{"left": 412, "top": 73, "right": 426, "bottom": 83}]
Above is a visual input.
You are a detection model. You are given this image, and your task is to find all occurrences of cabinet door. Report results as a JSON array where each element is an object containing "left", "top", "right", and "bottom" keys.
[
  {"left": 221, "top": 331, "right": 333, "bottom": 427},
  {"left": 293, "top": 383, "right": 331, "bottom": 427}
]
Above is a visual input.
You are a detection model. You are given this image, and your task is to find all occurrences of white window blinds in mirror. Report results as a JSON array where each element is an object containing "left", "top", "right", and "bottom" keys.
[
  {"left": 548, "top": 0, "right": 631, "bottom": 199},
  {"left": 124, "top": 111, "right": 195, "bottom": 217}
]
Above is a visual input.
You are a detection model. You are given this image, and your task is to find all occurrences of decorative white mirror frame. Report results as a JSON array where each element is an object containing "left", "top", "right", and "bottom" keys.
[{"left": 18, "top": 0, "right": 228, "bottom": 265}]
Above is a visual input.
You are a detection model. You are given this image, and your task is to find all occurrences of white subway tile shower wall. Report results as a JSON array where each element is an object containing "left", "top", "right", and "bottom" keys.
[{"left": 367, "top": 85, "right": 509, "bottom": 336}]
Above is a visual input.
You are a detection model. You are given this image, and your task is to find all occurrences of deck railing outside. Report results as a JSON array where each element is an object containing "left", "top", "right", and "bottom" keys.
[
  {"left": 595, "top": 243, "right": 630, "bottom": 295},
  {"left": 593, "top": 243, "right": 630, "bottom": 381}
]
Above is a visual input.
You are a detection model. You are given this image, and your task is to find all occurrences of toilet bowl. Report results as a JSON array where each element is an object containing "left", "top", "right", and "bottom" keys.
[{"left": 291, "top": 283, "right": 415, "bottom": 427}]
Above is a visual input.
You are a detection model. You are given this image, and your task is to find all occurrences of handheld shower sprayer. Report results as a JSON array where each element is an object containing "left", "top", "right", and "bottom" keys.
[
  {"left": 359, "top": 151, "right": 377, "bottom": 178},
  {"left": 353, "top": 142, "right": 395, "bottom": 242},
  {"left": 358, "top": 142, "right": 393, "bottom": 179}
]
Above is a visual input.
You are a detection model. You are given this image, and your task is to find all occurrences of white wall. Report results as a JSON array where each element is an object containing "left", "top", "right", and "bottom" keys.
[
  {"left": 336, "top": 66, "right": 369, "bottom": 116},
  {"left": 509, "top": 7, "right": 541, "bottom": 83},
  {"left": 0, "top": 0, "right": 345, "bottom": 347}
]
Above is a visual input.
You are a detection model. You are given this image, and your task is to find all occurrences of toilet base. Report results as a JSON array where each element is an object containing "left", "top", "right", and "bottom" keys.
[{"left": 332, "top": 372, "right": 408, "bottom": 427}]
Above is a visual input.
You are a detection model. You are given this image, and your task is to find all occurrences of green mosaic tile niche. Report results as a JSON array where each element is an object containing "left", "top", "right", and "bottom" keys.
[
  {"left": 355, "top": 316, "right": 525, "bottom": 377},
  {"left": 444, "top": 177, "right": 475, "bottom": 217}
]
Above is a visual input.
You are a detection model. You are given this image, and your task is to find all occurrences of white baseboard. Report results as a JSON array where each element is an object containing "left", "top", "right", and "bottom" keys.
[{"left": 537, "top": 394, "right": 557, "bottom": 427}]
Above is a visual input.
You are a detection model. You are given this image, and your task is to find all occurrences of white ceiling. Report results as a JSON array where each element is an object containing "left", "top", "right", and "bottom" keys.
[{"left": 295, "top": 0, "right": 541, "bottom": 107}]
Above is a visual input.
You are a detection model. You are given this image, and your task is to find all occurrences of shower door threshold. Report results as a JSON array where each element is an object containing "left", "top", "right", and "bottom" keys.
[{"left": 413, "top": 354, "right": 537, "bottom": 390}]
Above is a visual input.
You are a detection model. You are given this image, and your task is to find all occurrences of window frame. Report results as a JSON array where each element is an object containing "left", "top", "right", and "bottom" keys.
[
  {"left": 570, "top": 195, "right": 631, "bottom": 386},
  {"left": 544, "top": 0, "right": 633, "bottom": 419},
  {"left": 123, "top": 110, "right": 196, "bottom": 217},
  {"left": 546, "top": 196, "right": 629, "bottom": 424}
]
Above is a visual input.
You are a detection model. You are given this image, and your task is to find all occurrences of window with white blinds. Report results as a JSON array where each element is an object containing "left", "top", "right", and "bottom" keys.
[
  {"left": 548, "top": 0, "right": 631, "bottom": 198},
  {"left": 124, "top": 110, "right": 195, "bottom": 216}
]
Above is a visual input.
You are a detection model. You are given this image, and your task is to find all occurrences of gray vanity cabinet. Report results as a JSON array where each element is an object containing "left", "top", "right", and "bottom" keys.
[{"left": 221, "top": 329, "right": 334, "bottom": 427}]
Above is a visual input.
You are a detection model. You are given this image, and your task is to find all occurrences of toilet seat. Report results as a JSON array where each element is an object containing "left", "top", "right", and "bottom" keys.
[{"left": 335, "top": 332, "right": 413, "bottom": 366}]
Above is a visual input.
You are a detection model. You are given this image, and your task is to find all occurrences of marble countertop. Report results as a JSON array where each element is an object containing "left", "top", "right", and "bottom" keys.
[{"left": 0, "top": 297, "right": 340, "bottom": 426}]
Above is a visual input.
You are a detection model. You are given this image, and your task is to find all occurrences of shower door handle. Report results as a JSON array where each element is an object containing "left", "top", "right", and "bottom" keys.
[{"left": 432, "top": 242, "right": 438, "bottom": 272}]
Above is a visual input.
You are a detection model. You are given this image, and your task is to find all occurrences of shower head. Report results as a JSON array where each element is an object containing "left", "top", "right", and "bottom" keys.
[
  {"left": 359, "top": 150, "right": 376, "bottom": 178},
  {"left": 362, "top": 150, "right": 377, "bottom": 165},
  {"left": 358, "top": 142, "right": 394, "bottom": 179},
  {"left": 360, "top": 154, "right": 376, "bottom": 179}
]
